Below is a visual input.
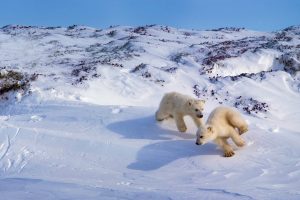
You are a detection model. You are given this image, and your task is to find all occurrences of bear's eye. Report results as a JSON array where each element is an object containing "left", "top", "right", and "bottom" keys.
[
  {"left": 199, "top": 136, "right": 203, "bottom": 139},
  {"left": 195, "top": 109, "right": 199, "bottom": 112}
]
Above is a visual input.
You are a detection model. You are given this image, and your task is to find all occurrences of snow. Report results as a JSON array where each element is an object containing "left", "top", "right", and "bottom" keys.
[
  {"left": 213, "top": 49, "right": 281, "bottom": 77},
  {"left": 0, "top": 101, "right": 299, "bottom": 199},
  {"left": 0, "top": 24, "right": 300, "bottom": 199}
]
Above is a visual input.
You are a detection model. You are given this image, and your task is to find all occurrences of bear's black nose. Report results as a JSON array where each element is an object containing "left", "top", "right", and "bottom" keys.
[
  {"left": 195, "top": 142, "right": 201, "bottom": 145},
  {"left": 197, "top": 114, "right": 203, "bottom": 118}
]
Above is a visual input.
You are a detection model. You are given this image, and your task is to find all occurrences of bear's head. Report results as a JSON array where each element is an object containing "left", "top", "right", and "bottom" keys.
[
  {"left": 195, "top": 125, "right": 216, "bottom": 145},
  {"left": 186, "top": 99, "right": 205, "bottom": 119}
]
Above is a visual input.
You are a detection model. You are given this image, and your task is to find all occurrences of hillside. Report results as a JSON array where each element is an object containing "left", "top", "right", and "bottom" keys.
[{"left": 0, "top": 25, "right": 300, "bottom": 199}]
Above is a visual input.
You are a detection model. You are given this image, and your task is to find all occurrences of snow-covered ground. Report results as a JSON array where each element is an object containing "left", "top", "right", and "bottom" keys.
[{"left": 0, "top": 25, "right": 300, "bottom": 199}]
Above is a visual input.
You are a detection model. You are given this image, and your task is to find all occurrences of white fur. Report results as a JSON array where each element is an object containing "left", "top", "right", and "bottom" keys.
[
  {"left": 156, "top": 92, "right": 205, "bottom": 132},
  {"left": 196, "top": 106, "right": 248, "bottom": 157}
]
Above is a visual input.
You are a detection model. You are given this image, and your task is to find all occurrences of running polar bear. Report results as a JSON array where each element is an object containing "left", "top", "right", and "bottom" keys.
[
  {"left": 155, "top": 92, "right": 205, "bottom": 132},
  {"left": 195, "top": 106, "right": 248, "bottom": 157}
]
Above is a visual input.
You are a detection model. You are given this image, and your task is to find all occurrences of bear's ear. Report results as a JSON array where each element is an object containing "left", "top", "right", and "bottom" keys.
[
  {"left": 197, "top": 99, "right": 205, "bottom": 105},
  {"left": 207, "top": 126, "right": 213, "bottom": 132}
]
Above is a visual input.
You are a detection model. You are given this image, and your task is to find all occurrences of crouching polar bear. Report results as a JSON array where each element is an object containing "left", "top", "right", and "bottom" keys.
[
  {"left": 195, "top": 106, "right": 248, "bottom": 157},
  {"left": 155, "top": 92, "right": 205, "bottom": 132}
]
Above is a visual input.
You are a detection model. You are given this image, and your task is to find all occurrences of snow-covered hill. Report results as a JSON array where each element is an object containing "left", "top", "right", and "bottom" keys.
[{"left": 0, "top": 25, "right": 300, "bottom": 199}]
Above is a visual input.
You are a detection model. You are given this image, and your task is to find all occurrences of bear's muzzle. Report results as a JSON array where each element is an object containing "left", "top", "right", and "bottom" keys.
[{"left": 197, "top": 114, "right": 203, "bottom": 118}]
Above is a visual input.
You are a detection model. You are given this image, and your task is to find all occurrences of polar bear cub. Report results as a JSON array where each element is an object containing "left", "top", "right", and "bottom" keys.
[
  {"left": 195, "top": 106, "right": 248, "bottom": 157},
  {"left": 156, "top": 92, "right": 205, "bottom": 132}
]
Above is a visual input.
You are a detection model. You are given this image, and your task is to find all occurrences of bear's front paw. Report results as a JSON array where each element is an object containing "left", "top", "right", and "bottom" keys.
[
  {"left": 224, "top": 150, "right": 235, "bottom": 157},
  {"left": 178, "top": 126, "right": 187, "bottom": 132},
  {"left": 236, "top": 139, "right": 245, "bottom": 147}
]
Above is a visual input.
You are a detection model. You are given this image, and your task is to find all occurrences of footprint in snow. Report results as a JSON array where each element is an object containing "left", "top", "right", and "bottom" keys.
[
  {"left": 247, "top": 141, "right": 254, "bottom": 146},
  {"left": 111, "top": 107, "right": 122, "bottom": 114},
  {"left": 269, "top": 127, "right": 280, "bottom": 133},
  {"left": 30, "top": 115, "right": 44, "bottom": 122},
  {"left": 0, "top": 115, "right": 10, "bottom": 121},
  {"left": 288, "top": 170, "right": 300, "bottom": 178},
  {"left": 259, "top": 169, "right": 269, "bottom": 177},
  {"left": 117, "top": 181, "right": 131, "bottom": 186},
  {"left": 211, "top": 171, "right": 219, "bottom": 175},
  {"left": 224, "top": 172, "right": 237, "bottom": 178}
]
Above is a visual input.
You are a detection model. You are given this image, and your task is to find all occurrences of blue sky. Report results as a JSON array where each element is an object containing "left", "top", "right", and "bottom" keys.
[{"left": 0, "top": 0, "right": 299, "bottom": 31}]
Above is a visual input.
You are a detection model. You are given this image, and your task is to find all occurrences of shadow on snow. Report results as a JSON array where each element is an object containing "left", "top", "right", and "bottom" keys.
[
  {"left": 107, "top": 114, "right": 219, "bottom": 171},
  {"left": 107, "top": 115, "right": 195, "bottom": 140},
  {"left": 127, "top": 140, "right": 219, "bottom": 171}
]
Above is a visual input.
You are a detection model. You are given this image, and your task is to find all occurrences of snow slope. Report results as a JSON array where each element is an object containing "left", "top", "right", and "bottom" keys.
[{"left": 0, "top": 25, "right": 300, "bottom": 199}]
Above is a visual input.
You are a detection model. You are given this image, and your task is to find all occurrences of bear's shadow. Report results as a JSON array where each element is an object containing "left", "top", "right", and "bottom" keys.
[
  {"left": 107, "top": 115, "right": 220, "bottom": 170},
  {"left": 127, "top": 140, "right": 219, "bottom": 171},
  {"left": 107, "top": 115, "right": 195, "bottom": 140}
]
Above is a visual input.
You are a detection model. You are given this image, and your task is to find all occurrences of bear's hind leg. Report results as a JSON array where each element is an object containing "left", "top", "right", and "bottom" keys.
[
  {"left": 228, "top": 114, "right": 248, "bottom": 135},
  {"left": 230, "top": 128, "right": 245, "bottom": 147},
  {"left": 239, "top": 124, "right": 248, "bottom": 135}
]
